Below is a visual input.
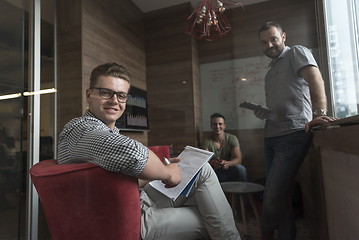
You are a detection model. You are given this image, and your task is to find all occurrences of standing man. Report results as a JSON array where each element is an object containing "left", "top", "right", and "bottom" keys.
[
  {"left": 202, "top": 113, "right": 247, "bottom": 182},
  {"left": 58, "top": 63, "right": 240, "bottom": 240},
  {"left": 256, "top": 22, "right": 335, "bottom": 240}
]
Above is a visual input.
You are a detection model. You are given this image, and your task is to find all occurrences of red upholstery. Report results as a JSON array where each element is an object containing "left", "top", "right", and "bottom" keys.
[
  {"left": 30, "top": 160, "right": 140, "bottom": 240},
  {"left": 148, "top": 145, "right": 171, "bottom": 161}
]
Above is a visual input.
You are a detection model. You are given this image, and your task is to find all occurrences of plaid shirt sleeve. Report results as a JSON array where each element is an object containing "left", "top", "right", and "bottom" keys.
[{"left": 58, "top": 112, "right": 148, "bottom": 176}]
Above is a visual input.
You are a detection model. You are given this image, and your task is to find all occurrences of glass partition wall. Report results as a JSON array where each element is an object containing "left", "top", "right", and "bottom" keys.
[
  {"left": 0, "top": 0, "right": 56, "bottom": 239},
  {"left": 0, "top": 0, "right": 26, "bottom": 239}
]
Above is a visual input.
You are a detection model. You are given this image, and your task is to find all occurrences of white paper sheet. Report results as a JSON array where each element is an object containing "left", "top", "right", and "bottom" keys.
[{"left": 149, "top": 146, "right": 213, "bottom": 200}]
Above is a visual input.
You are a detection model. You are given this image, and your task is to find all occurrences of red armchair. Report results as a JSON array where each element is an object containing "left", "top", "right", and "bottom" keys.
[
  {"left": 148, "top": 145, "right": 171, "bottom": 161},
  {"left": 29, "top": 160, "right": 141, "bottom": 240}
]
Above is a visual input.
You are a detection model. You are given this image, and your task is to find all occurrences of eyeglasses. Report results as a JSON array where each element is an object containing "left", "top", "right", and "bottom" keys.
[{"left": 91, "top": 87, "right": 129, "bottom": 103}]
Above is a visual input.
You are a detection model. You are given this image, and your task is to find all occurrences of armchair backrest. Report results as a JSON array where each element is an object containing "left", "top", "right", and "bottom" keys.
[
  {"left": 30, "top": 160, "right": 140, "bottom": 240},
  {"left": 148, "top": 145, "right": 171, "bottom": 161}
]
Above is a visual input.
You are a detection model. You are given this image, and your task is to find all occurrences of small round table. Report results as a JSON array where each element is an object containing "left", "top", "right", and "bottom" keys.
[{"left": 221, "top": 182, "right": 265, "bottom": 234}]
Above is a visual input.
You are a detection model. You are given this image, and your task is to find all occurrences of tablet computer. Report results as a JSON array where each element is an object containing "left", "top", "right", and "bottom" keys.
[{"left": 239, "top": 101, "right": 270, "bottom": 112}]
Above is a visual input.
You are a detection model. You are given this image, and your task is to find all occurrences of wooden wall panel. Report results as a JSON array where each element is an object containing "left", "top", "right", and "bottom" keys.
[
  {"left": 82, "top": 0, "right": 145, "bottom": 88},
  {"left": 57, "top": 0, "right": 82, "bottom": 134},
  {"left": 82, "top": 0, "right": 147, "bottom": 144},
  {"left": 57, "top": 0, "right": 147, "bottom": 144},
  {"left": 147, "top": 60, "right": 197, "bottom": 155},
  {"left": 145, "top": 3, "right": 201, "bottom": 155},
  {"left": 192, "top": 40, "right": 202, "bottom": 146}
]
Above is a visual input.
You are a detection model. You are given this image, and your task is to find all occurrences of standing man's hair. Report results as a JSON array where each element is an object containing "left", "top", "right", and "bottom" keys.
[
  {"left": 210, "top": 113, "right": 226, "bottom": 122},
  {"left": 90, "top": 63, "right": 131, "bottom": 88},
  {"left": 258, "top": 21, "right": 284, "bottom": 36}
]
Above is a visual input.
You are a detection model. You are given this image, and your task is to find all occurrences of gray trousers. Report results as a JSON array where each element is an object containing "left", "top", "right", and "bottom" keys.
[{"left": 141, "top": 163, "right": 241, "bottom": 240}]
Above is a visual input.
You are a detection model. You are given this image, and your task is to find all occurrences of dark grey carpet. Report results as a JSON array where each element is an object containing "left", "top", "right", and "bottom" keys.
[{"left": 235, "top": 215, "right": 312, "bottom": 240}]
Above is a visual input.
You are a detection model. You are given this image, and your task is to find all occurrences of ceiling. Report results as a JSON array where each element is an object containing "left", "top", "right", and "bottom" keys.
[{"left": 131, "top": 0, "right": 270, "bottom": 13}]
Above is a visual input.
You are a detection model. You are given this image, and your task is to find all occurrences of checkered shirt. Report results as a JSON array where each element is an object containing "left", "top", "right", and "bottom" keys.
[{"left": 58, "top": 110, "right": 148, "bottom": 176}]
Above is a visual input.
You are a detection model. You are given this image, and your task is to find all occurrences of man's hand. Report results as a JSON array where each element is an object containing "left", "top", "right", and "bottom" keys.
[
  {"left": 162, "top": 162, "right": 182, "bottom": 188},
  {"left": 220, "top": 160, "right": 230, "bottom": 170},
  {"left": 254, "top": 108, "right": 268, "bottom": 120},
  {"left": 209, "top": 158, "right": 222, "bottom": 169},
  {"left": 305, "top": 115, "right": 337, "bottom": 132},
  {"left": 140, "top": 150, "right": 182, "bottom": 187},
  {"left": 209, "top": 158, "right": 231, "bottom": 170}
]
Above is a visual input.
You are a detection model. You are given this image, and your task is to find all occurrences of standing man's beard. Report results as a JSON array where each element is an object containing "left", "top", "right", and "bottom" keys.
[{"left": 264, "top": 45, "right": 283, "bottom": 59}]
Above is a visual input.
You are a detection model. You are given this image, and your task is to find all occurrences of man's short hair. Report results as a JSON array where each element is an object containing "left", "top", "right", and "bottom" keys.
[
  {"left": 210, "top": 113, "right": 225, "bottom": 122},
  {"left": 258, "top": 21, "right": 284, "bottom": 36},
  {"left": 90, "top": 63, "right": 131, "bottom": 88}
]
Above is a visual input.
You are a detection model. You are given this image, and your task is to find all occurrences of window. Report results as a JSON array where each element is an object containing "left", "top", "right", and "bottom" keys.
[{"left": 323, "top": 0, "right": 359, "bottom": 118}]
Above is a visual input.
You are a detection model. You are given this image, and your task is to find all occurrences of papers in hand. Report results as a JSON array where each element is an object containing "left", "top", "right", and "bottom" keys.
[
  {"left": 239, "top": 101, "right": 270, "bottom": 113},
  {"left": 149, "top": 145, "right": 214, "bottom": 200}
]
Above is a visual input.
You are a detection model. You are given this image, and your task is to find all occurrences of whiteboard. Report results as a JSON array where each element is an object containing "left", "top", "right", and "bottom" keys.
[{"left": 200, "top": 56, "right": 270, "bottom": 131}]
